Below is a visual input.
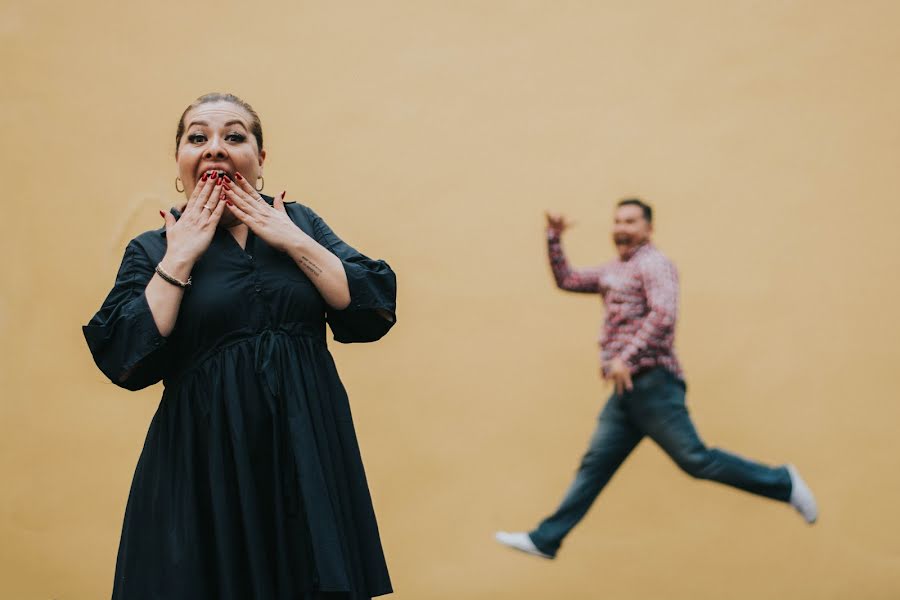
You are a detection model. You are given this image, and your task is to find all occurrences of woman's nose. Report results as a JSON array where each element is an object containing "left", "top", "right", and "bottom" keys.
[{"left": 204, "top": 136, "right": 228, "bottom": 159}]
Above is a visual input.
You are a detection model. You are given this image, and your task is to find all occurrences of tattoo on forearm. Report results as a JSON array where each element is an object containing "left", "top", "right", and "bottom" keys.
[{"left": 299, "top": 256, "right": 323, "bottom": 277}]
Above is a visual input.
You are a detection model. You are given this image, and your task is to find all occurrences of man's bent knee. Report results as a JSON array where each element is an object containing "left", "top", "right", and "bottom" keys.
[{"left": 674, "top": 448, "right": 716, "bottom": 480}]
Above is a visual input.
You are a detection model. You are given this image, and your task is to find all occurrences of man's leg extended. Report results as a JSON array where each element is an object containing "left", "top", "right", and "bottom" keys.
[
  {"left": 632, "top": 369, "right": 792, "bottom": 502},
  {"left": 527, "top": 394, "right": 643, "bottom": 557}
]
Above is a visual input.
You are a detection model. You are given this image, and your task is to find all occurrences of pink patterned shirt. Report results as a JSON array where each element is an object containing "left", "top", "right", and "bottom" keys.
[{"left": 548, "top": 231, "right": 684, "bottom": 379}]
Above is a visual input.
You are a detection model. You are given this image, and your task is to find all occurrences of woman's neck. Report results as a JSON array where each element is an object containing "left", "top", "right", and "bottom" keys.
[{"left": 227, "top": 223, "right": 249, "bottom": 250}]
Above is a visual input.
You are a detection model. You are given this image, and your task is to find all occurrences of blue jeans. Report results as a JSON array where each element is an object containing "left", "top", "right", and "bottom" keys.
[{"left": 529, "top": 367, "right": 792, "bottom": 557}]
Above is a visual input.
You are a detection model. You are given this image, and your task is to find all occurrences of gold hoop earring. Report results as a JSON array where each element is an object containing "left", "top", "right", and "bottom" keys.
[
  {"left": 175, "top": 177, "right": 185, "bottom": 193},
  {"left": 255, "top": 176, "right": 265, "bottom": 192}
]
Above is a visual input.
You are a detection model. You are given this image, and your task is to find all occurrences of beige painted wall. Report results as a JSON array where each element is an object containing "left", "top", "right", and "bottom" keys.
[{"left": 2, "top": 1, "right": 899, "bottom": 598}]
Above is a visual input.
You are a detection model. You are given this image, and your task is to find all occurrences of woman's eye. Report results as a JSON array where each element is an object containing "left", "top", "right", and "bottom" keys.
[
  {"left": 188, "top": 133, "right": 206, "bottom": 143},
  {"left": 226, "top": 133, "right": 246, "bottom": 142}
]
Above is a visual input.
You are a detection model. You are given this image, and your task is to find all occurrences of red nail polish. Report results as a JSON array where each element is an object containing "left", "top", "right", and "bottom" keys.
[
  {"left": 159, "top": 210, "right": 166, "bottom": 218},
  {"left": 201, "top": 173, "right": 208, "bottom": 182},
  {"left": 224, "top": 184, "right": 231, "bottom": 191},
  {"left": 281, "top": 190, "right": 286, "bottom": 199},
  {"left": 220, "top": 192, "right": 226, "bottom": 200},
  {"left": 235, "top": 172, "right": 243, "bottom": 180},
  {"left": 226, "top": 200, "right": 233, "bottom": 206}
]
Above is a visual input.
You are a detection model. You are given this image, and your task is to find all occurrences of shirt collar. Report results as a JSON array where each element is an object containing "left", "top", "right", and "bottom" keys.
[{"left": 619, "top": 240, "right": 652, "bottom": 262}]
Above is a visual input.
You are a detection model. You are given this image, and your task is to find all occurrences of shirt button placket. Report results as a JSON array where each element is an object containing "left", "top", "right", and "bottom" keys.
[
  {"left": 246, "top": 253, "right": 268, "bottom": 326},
  {"left": 246, "top": 253, "right": 261, "bottom": 294}
]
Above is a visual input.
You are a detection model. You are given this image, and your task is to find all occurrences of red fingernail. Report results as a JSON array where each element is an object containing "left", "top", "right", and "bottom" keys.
[
  {"left": 201, "top": 173, "right": 208, "bottom": 182},
  {"left": 281, "top": 190, "right": 286, "bottom": 199},
  {"left": 224, "top": 184, "right": 231, "bottom": 191},
  {"left": 220, "top": 192, "right": 226, "bottom": 200},
  {"left": 235, "top": 172, "right": 243, "bottom": 180},
  {"left": 226, "top": 200, "right": 233, "bottom": 206},
  {"left": 159, "top": 210, "right": 166, "bottom": 218}
]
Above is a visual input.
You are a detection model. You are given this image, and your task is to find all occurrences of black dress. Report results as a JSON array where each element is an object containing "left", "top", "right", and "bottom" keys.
[{"left": 83, "top": 198, "right": 396, "bottom": 600}]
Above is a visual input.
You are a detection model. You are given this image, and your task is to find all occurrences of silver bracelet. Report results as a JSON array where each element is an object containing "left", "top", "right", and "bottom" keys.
[{"left": 155, "top": 263, "right": 192, "bottom": 289}]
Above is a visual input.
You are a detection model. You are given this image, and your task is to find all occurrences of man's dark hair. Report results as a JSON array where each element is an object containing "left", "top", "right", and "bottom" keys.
[{"left": 617, "top": 198, "right": 653, "bottom": 223}]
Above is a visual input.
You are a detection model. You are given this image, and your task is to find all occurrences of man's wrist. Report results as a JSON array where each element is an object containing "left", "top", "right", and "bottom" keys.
[{"left": 613, "top": 356, "right": 635, "bottom": 373}]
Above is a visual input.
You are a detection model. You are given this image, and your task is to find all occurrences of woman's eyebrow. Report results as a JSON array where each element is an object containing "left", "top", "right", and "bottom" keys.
[{"left": 186, "top": 120, "right": 247, "bottom": 128}]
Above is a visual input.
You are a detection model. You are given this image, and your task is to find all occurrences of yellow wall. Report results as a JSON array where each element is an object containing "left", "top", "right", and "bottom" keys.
[{"left": 2, "top": 1, "right": 900, "bottom": 598}]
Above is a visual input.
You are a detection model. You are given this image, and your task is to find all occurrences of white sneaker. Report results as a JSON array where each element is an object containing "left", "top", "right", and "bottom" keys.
[
  {"left": 787, "top": 464, "right": 818, "bottom": 524},
  {"left": 495, "top": 531, "right": 553, "bottom": 559}
]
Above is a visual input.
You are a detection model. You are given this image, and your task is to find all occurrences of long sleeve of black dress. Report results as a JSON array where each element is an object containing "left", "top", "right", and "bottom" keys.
[
  {"left": 291, "top": 205, "right": 397, "bottom": 344},
  {"left": 82, "top": 239, "right": 168, "bottom": 390}
]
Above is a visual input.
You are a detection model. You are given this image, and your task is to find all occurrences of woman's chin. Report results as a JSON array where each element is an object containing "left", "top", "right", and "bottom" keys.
[{"left": 218, "top": 212, "right": 242, "bottom": 229}]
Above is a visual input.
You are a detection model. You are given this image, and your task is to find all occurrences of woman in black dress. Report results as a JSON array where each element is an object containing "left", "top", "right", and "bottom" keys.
[{"left": 83, "top": 93, "right": 396, "bottom": 600}]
